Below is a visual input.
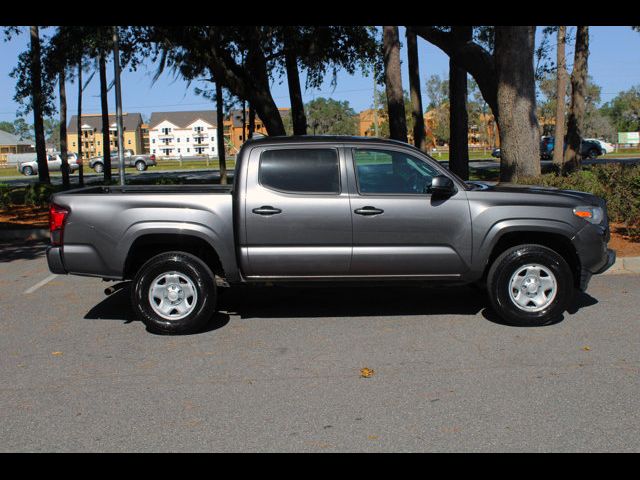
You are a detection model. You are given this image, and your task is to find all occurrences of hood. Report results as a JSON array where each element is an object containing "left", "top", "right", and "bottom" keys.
[{"left": 466, "top": 181, "right": 604, "bottom": 207}]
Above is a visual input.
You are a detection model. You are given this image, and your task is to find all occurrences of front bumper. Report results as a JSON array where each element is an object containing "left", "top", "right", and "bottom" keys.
[
  {"left": 46, "top": 246, "right": 67, "bottom": 274},
  {"left": 573, "top": 222, "right": 616, "bottom": 290}
]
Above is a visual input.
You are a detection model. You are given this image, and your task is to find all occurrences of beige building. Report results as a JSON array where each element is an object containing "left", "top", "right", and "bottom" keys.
[
  {"left": 0, "top": 130, "right": 34, "bottom": 164},
  {"left": 67, "top": 113, "right": 144, "bottom": 160}
]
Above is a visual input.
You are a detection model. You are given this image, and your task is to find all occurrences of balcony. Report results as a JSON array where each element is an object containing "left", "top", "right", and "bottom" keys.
[
  {"left": 157, "top": 132, "right": 174, "bottom": 139},
  {"left": 192, "top": 131, "right": 209, "bottom": 138}
]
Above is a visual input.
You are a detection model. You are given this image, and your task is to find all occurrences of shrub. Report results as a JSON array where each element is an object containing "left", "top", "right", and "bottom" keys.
[{"left": 519, "top": 164, "right": 640, "bottom": 235}]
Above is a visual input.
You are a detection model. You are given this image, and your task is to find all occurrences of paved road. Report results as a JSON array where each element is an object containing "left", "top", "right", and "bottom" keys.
[{"left": 0, "top": 242, "right": 638, "bottom": 452}]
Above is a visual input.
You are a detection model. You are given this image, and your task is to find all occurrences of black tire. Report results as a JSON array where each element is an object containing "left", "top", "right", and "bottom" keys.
[
  {"left": 135, "top": 160, "right": 147, "bottom": 171},
  {"left": 93, "top": 162, "right": 104, "bottom": 174},
  {"left": 131, "top": 251, "right": 217, "bottom": 334},
  {"left": 22, "top": 166, "right": 34, "bottom": 176},
  {"left": 486, "top": 244, "right": 574, "bottom": 326},
  {"left": 587, "top": 148, "right": 599, "bottom": 160}
]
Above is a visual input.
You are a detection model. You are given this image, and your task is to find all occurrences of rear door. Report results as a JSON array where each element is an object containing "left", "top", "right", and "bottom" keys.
[
  {"left": 346, "top": 146, "right": 472, "bottom": 277},
  {"left": 242, "top": 145, "right": 353, "bottom": 278}
]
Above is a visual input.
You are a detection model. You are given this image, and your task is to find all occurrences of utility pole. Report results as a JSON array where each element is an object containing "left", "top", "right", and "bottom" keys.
[{"left": 112, "top": 26, "right": 125, "bottom": 186}]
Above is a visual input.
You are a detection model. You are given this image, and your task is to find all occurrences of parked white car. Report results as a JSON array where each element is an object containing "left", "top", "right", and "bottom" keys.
[
  {"left": 585, "top": 138, "right": 614, "bottom": 154},
  {"left": 17, "top": 152, "right": 80, "bottom": 176}
]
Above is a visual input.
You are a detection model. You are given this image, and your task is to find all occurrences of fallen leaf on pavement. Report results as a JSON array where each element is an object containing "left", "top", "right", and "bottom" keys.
[
  {"left": 360, "top": 368, "right": 374, "bottom": 378},
  {"left": 51, "top": 351, "right": 63, "bottom": 356},
  {"left": 581, "top": 346, "right": 591, "bottom": 351}
]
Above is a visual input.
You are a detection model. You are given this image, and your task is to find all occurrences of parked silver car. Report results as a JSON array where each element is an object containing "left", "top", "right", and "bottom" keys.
[
  {"left": 89, "top": 149, "right": 157, "bottom": 173},
  {"left": 18, "top": 152, "right": 80, "bottom": 176}
]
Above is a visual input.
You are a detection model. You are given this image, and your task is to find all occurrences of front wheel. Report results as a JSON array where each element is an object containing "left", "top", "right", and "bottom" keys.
[
  {"left": 486, "top": 244, "right": 574, "bottom": 326},
  {"left": 587, "top": 148, "right": 599, "bottom": 160},
  {"left": 131, "top": 251, "right": 217, "bottom": 334},
  {"left": 93, "top": 162, "right": 104, "bottom": 174}
]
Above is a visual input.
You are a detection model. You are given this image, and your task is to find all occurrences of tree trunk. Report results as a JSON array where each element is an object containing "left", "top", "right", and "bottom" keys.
[
  {"left": 248, "top": 105, "right": 255, "bottom": 139},
  {"left": 30, "top": 26, "right": 50, "bottom": 184},
  {"left": 494, "top": 26, "right": 541, "bottom": 182},
  {"left": 552, "top": 26, "right": 567, "bottom": 169},
  {"left": 208, "top": 28, "right": 286, "bottom": 137},
  {"left": 242, "top": 100, "right": 246, "bottom": 142},
  {"left": 77, "top": 60, "right": 84, "bottom": 187},
  {"left": 216, "top": 82, "right": 227, "bottom": 185},
  {"left": 59, "top": 70, "right": 70, "bottom": 189},
  {"left": 564, "top": 26, "right": 589, "bottom": 173},
  {"left": 382, "top": 26, "right": 408, "bottom": 143},
  {"left": 449, "top": 26, "right": 472, "bottom": 180},
  {"left": 284, "top": 29, "right": 307, "bottom": 136},
  {"left": 406, "top": 28, "right": 426, "bottom": 151},
  {"left": 411, "top": 26, "right": 499, "bottom": 121},
  {"left": 99, "top": 50, "right": 112, "bottom": 183}
]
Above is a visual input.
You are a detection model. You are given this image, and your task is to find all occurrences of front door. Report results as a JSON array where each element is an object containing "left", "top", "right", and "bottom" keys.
[
  {"left": 347, "top": 147, "right": 471, "bottom": 277},
  {"left": 243, "top": 145, "right": 352, "bottom": 278}
]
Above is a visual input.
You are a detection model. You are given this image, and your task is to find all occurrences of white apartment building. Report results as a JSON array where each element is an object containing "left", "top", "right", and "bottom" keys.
[{"left": 148, "top": 110, "right": 218, "bottom": 158}]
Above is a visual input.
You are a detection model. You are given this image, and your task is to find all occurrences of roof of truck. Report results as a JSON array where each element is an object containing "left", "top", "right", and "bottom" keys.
[{"left": 242, "top": 135, "right": 417, "bottom": 149}]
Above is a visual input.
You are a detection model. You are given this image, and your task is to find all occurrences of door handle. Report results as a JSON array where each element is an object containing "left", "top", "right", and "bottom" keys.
[
  {"left": 354, "top": 206, "right": 384, "bottom": 216},
  {"left": 252, "top": 206, "right": 282, "bottom": 216}
]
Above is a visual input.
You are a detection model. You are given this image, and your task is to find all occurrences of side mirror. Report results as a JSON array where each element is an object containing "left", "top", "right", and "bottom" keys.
[{"left": 430, "top": 175, "right": 456, "bottom": 197}]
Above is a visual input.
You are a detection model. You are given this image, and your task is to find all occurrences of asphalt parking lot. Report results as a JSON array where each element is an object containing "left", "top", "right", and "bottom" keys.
[{"left": 1, "top": 241, "right": 639, "bottom": 452}]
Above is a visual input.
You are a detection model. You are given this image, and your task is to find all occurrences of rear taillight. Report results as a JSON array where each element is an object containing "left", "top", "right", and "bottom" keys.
[
  {"left": 49, "top": 203, "right": 69, "bottom": 246},
  {"left": 150, "top": 154, "right": 156, "bottom": 161}
]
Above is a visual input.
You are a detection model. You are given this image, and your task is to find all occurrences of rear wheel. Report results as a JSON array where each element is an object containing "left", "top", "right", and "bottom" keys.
[
  {"left": 131, "top": 251, "right": 217, "bottom": 334},
  {"left": 93, "top": 162, "right": 104, "bottom": 173},
  {"left": 22, "top": 166, "right": 34, "bottom": 176},
  {"left": 486, "top": 244, "right": 574, "bottom": 326},
  {"left": 135, "top": 160, "right": 147, "bottom": 171},
  {"left": 587, "top": 148, "right": 599, "bottom": 159}
]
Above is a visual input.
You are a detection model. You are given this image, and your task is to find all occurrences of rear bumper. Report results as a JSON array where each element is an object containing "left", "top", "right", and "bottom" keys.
[{"left": 46, "top": 246, "right": 67, "bottom": 274}]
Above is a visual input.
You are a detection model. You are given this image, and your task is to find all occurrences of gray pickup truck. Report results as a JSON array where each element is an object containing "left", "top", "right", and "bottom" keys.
[{"left": 47, "top": 136, "right": 615, "bottom": 334}]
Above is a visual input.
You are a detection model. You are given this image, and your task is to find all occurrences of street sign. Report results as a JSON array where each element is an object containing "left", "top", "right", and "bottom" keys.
[{"left": 618, "top": 132, "right": 640, "bottom": 144}]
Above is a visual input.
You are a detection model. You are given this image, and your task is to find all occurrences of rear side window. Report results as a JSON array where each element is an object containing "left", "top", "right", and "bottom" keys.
[{"left": 259, "top": 148, "right": 340, "bottom": 194}]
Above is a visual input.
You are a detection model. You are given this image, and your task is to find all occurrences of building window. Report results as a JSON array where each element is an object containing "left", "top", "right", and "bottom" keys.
[
  {"left": 152, "top": 139, "right": 155, "bottom": 144},
  {"left": 187, "top": 148, "right": 190, "bottom": 153},
  {"left": 152, "top": 149, "right": 155, "bottom": 154},
  {"left": 177, "top": 138, "right": 180, "bottom": 143},
  {"left": 128, "top": 139, "right": 131, "bottom": 145},
  {"left": 162, "top": 127, "right": 172, "bottom": 135}
]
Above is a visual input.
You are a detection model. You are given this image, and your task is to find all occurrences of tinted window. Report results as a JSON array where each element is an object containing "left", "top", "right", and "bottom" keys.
[
  {"left": 260, "top": 149, "right": 340, "bottom": 194},
  {"left": 354, "top": 149, "right": 440, "bottom": 194}
]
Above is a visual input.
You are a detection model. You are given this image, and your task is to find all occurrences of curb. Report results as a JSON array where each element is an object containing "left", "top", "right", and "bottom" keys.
[
  {"left": 602, "top": 256, "right": 640, "bottom": 275},
  {"left": 0, "top": 228, "right": 49, "bottom": 242}
]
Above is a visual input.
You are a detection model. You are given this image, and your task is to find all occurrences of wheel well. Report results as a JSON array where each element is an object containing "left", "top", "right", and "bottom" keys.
[
  {"left": 484, "top": 231, "right": 581, "bottom": 287},
  {"left": 124, "top": 234, "right": 224, "bottom": 280}
]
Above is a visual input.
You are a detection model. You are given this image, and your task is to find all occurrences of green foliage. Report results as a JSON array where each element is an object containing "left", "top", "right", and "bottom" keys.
[
  {"left": 519, "top": 164, "right": 640, "bottom": 234},
  {"left": 600, "top": 85, "right": 640, "bottom": 133},
  {"left": 0, "top": 184, "right": 11, "bottom": 209},
  {"left": 305, "top": 97, "right": 358, "bottom": 135},
  {"left": 24, "top": 183, "right": 56, "bottom": 207}
]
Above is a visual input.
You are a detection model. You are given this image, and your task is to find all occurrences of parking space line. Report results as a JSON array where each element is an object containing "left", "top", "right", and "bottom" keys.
[{"left": 24, "top": 274, "right": 58, "bottom": 294}]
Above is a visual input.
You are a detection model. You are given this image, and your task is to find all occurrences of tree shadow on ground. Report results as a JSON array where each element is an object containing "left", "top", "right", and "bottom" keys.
[
  {"left": 0, "top": 239, "right": 47, "bottom": 263},
  {"left": 84, "top": 281, "right": 600, "bottom": 333}
]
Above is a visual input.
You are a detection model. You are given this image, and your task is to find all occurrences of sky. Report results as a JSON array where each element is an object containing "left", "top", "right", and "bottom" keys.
[{"left": 1, "top": 26, "right": 639, "bottom": 124}]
